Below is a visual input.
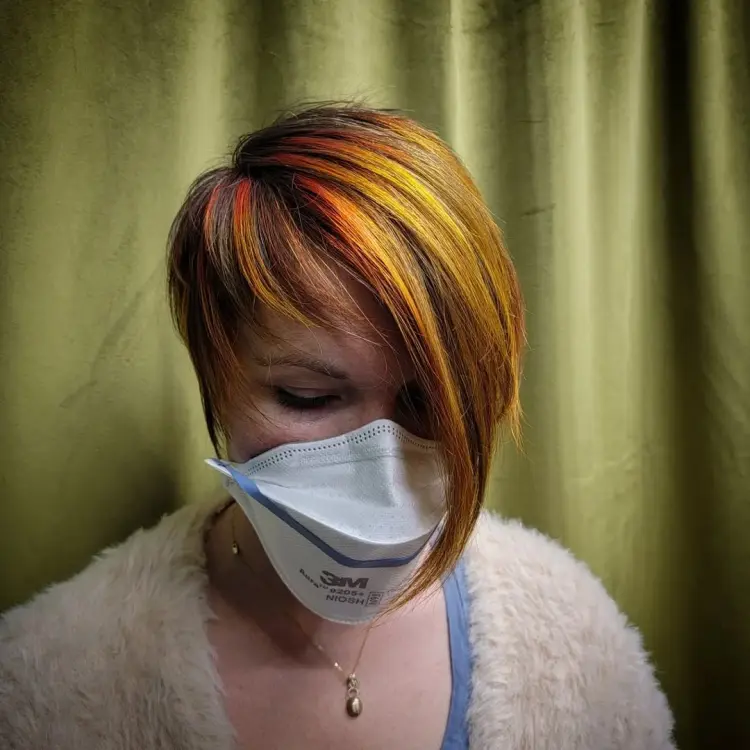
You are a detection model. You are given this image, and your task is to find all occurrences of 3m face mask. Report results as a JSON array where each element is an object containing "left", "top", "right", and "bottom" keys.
[{"left": 206, "top": 418, "right": 446, "bottom": 624}]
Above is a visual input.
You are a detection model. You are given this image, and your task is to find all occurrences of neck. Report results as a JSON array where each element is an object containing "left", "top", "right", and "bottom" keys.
[{"left": 205, "top": 500, "right": 374, "bottom": 647}]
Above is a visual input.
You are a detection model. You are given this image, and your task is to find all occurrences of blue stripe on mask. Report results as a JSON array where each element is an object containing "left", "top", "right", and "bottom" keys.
[{"left": 225, "top": 466, "right": 431, "bottom": 569}]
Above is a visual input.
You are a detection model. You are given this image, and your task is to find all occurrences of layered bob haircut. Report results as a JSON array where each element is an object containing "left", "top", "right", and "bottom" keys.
[{"left": 167, "top": 104, "right": 524, "bottom": 607}]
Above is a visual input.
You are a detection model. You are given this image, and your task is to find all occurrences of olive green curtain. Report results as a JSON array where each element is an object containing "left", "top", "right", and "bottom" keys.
[{"left": 1, "top": 1, "right": 747, "bottom": 746}]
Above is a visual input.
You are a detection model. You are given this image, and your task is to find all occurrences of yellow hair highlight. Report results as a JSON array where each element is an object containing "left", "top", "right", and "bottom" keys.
[{"left": 167, "top": 104, "right": 525, "bottom": 609}]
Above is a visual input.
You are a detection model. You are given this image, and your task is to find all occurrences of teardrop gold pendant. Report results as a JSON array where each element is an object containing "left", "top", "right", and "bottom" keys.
[
  {"left": 345, "top": 675, "right": 362, "bottom": 718},
  {"left": 346, "top": 695, "right": 362, "bottom": 717}
]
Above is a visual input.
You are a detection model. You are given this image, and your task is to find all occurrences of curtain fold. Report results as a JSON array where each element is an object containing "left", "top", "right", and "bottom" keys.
[{"left": 1, "top": 1, "right": 747, "bottom": 746}]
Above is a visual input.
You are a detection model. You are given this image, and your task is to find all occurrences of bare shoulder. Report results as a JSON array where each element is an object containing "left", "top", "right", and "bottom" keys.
[
  {"left": 0, "top": 501, "right": 226, "bottom": 750},
  {"left": 465, "top": 511, "right": 676, "bottom": 750}
]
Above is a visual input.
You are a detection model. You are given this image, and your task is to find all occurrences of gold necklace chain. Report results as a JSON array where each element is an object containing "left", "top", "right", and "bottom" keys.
[{"left": 229, "top": 503, "right": 373, "bottom": 718}]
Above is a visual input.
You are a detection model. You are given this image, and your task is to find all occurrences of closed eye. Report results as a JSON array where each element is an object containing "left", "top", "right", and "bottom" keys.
[
  {"left": 274, "top": 388, "right": 340, "bottom": 411},
  {"left": 398, "top": 382, "right": 428, "bottom": 418}
]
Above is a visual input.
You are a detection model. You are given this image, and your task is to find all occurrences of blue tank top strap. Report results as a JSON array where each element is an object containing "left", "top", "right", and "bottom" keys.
[{"left": 440, "top": 557, "right": 472, "bottom": 750}]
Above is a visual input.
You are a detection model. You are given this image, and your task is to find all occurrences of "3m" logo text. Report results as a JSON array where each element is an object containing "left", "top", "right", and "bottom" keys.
[{"left": 320, "top": 570, "right": 369, "bottom": 589}]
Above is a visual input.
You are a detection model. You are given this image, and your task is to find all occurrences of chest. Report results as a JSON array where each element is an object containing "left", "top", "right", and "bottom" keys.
[{"left": 209, "top": 592, "right": 453, "bottom": 750}]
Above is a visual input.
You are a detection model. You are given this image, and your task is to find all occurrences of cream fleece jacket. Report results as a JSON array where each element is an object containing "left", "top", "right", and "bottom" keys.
[{"left": 0, "top": 501, "right": 675, "bottom": 749}]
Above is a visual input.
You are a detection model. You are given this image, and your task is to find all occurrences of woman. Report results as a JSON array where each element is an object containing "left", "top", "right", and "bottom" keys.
[{"left": 0, "top": 104, "right": 675, "bottom": 749}]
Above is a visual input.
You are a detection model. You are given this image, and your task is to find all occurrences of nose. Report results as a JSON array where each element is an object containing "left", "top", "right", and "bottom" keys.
[
  {"left": 345, "top": 386, "right": 431, "bottom": 439},
  {"left": 356, "top": 394, "right": 399, "bottom": 428}
]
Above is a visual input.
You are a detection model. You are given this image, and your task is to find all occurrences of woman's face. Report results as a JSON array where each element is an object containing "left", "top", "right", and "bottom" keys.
[{"left": 226, "top": 273, "right": 430, "bottom": 462}]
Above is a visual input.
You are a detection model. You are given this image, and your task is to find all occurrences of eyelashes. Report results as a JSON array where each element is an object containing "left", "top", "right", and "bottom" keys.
[
  {"left": 273, "top": 388, "right": 340, "bottom": 411},
  {"left": 273, "top": 384, "right": 429, "bottom": 417}
]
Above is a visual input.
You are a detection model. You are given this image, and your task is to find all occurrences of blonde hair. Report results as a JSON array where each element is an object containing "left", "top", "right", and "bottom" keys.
[{"left": 167, "top": 103, "right": 525, "bottom": 607}]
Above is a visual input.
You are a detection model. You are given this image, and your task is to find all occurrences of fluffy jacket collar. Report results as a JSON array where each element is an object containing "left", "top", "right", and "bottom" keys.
[{"left": 0, "top": 500, "right": 675, "bottom": 749}]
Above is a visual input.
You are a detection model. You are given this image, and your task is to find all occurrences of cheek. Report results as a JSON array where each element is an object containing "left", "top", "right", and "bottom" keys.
[
  {"left": 225, "top": 400, "right": 290, "bottom": 462},
  {"left": 226, "top": 427, "right": 279, "bottom": 463},
  {"left": 224, "top": 394, "right": 351, "bottom": 462}
]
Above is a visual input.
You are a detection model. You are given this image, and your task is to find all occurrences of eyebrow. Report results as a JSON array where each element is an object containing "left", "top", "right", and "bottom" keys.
[{"left": 255, "top": 353, "right": 350, "bottom": 380}]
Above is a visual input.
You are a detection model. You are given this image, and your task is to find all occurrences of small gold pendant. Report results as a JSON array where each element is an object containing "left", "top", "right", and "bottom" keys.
[
  {"left": 346, "top": 695, "right": 362, "bottom": 717},
  {"left": 345, "top": 675, "right": 362, "bottom": 718}
]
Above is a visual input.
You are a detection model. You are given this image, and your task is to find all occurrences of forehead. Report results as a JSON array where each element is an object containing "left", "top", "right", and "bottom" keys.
[{"left": 247, "top": 271, "right": 415, "bottom": 386}]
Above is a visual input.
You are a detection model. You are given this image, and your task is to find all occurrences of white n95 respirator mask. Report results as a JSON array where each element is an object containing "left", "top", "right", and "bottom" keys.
[{"left": 205, "top": 418, "right": 446, "bottom": 624}]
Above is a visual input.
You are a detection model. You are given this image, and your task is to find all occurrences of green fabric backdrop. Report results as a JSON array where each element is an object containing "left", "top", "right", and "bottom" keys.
[{"left": 1, "top": 1, "right": 748, "bottom": 746}]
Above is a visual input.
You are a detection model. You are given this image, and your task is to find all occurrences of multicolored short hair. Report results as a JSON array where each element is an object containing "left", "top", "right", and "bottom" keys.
[{"left": 167, "top": 103, "right": 525, "bottom": 605}]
